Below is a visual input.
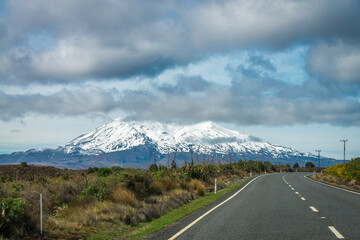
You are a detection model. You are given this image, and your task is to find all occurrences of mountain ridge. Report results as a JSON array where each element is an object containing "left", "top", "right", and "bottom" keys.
[{"left": 0, "top": 119, "right": 334, "bottom": 169}]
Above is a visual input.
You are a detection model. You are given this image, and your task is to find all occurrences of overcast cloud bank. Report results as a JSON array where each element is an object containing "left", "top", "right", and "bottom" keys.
[{"left": 0, "top": 0, "right": 359, "bottom": 127}]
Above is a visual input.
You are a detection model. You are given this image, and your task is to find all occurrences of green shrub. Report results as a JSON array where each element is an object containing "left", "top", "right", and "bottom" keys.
[
  {"left": 19, "top": 162, "right": 28, "bottom": 167},
  {"left": 81, "top": 178, "right": 109, "bottom": 201},
  {"left": 305, "top": 162, "right": 315, "bottom": 168},
  {"left": 323, "top": 158, "right": 360, "bottom": 180},
  {"left": 97, "top": 167, "right": 112, "bottom": 177},
  {"left": 124, "top": 172, "right": 152, "bottom": 199},
  {"left": 0, "top": 198, "right": 26, "bottom": 235},
  {"left": 149, "top": 164, "right": 158, "bottom": 172},
  {"left": 111, "top": 166, "right": 123, "bottom": 172},
  {"left": 171, "top": 160, "right": 177, "bottom": 170},
  {"left": 87, "top": 167, "right": 96, "bottom": 174},
  {"left": 36, "top": 177, "right": 47, "bottom": 184},
  {"left": 11, "top": 182, "right": 24, "bottom": 198}
]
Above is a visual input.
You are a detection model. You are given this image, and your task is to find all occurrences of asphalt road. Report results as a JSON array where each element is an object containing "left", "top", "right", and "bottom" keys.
[{"left": 144, "top": 173, "right": 360, "bottom": 240}]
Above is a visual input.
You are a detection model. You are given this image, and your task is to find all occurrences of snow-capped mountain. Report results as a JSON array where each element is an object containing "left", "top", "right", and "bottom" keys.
[
  {"left": 0, "top": 119, "right": 334, "bottom": 169},
  {"left": 64, "top": 119, "right": 310, "bottom": 158}
]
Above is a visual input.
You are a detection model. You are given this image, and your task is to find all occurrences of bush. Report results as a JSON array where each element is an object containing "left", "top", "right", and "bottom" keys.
[
  {"left": 81, "top": 178, "right": 109, "bottom": 201},
  {"left": 323, "top": 158, "right": 360, "bottom": 180},
  {"left": 124, "top": 172, "right": 152, "bottom": 199},
  {"left": 149, "top": 164, "right": 158, "bottom": 172},
  {"left": 305, "top": 162, "right": 315, "bottom": 168},
  {"left": 0, "top": 198, "right": 27, "bottom": 236},
  {"left": 11, "top": 182, "right": 24, "bottom": 198},
  {"left": 171, "top": 160, "right": 177, "bottom": 170},
  {"left": 111, "top": 166, "right": 123, "bottom": 172},
  {"left": 19, "top": 162, "right": 28, "bottom": 167},
  {"left": 293, "top": 163, "right": 299, "bottom": 168},
  {"left": 97, "top": 167, "right": 112, "bottom": 177},
  {"left": 87, "top": 167, "right": 95, "bottom": 174}
]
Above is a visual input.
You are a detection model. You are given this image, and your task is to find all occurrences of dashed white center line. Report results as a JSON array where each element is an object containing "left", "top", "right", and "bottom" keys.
[
  {"left": 321, "top": 217, "right": 326, "bottom": 219},
  {"left": 291, "top": 188, "right": 294, "bottom": 190},
  {"left": 328, "top": 226, "right": 344, "bottom": 239},
  {"left": 310, "top": 206, "right": 319, "bottom": 212},
  {"left": 295, "top": 192, "right": 299, "bottom": 195},
  {"left": 301, "top": 197, "right": 306, "bottom": 201},
  {"left": 289, "top": 185, "right": 292, "bottom": 187}
]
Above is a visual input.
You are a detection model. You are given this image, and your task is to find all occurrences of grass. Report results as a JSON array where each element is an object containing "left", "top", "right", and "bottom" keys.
[
  {"left": 1, "top": 161, "right": 279, "bottom": 238},
  {"left": 87, "top": 177, "right": 251, "bottom": 240},
  {"left": 310, "top": 174, "right": 360, "bottom": 192}
]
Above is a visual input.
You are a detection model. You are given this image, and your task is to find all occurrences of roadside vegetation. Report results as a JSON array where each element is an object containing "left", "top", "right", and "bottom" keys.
[
  {"left": 0, "top": 159, "right": 294, "bottom": 239},
  {"left": 312, "top": 157, "right": 360, "bottom": 192}
]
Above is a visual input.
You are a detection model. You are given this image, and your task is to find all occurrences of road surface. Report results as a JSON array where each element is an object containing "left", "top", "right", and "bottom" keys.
[{"left": 144, "top": 173, "right": 360, "bottom": 240}]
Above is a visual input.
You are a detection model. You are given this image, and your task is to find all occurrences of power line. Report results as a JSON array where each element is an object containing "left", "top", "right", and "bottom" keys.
[{"left": 339, "top": 139, "right": 348, "bottom": 164}]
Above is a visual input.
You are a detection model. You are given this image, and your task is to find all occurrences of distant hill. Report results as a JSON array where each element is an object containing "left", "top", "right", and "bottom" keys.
[{"left": 0, "top": 119, "right": 336, "bottom": 169}]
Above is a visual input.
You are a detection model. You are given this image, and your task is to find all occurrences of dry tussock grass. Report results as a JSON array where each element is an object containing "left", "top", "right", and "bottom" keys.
[
  {"left": 150, "top": 181, "right": 164, "bottom": 195},
  {"left": 180, "top": 179, "right": 191, "bottom": 191},
  {"left": 128, "top": 190, "right": 191, "bottom": 226},
  {"left": 110, "top": 187, "right": 138, "bottom": 207},
  {"left": 190, "top": 179, "right": 205, "bottom": 196},
  {"left": 162, "top": 177, "right": 178, "bottom": 191},
  {"left": 349, "top": 179, "right": 356, "bottom": 186},
  {"left": 47, "top": 201, "right": 131, "bottom": 231}
]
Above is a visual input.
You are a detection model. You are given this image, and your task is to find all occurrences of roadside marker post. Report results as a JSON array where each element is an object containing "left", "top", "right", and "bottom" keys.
[
  {"left": 40, "top": 193, "right": 43, "bottom": 234},
  {"left": 250, "top": 170, "right": 252, "bottom": 177},
  {"left": 214, "top": 179, "right": 217, "bottom": 194}
]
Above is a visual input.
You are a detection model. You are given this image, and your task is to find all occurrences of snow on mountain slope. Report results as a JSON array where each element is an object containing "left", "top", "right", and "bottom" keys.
[{"left": 63, "top": 119, "right": 314, "bottom": 159}]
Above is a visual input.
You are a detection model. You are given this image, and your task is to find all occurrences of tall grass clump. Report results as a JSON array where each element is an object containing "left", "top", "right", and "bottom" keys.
[{"left": 110, "top": 187, "right": 138, "bottom": 207}]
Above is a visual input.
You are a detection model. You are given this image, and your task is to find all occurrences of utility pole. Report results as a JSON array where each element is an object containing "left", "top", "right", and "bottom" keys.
[
  {"left": 315, "top": 150, "right": 321, "bottom": 168},
  {"left": 339, "top": 139, "right": 348, "bottom": 164}
]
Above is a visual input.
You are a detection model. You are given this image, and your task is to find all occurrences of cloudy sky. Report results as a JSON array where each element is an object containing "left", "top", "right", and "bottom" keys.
[{"left": 1, "top": 0, "right": 359, "bottom": 160}]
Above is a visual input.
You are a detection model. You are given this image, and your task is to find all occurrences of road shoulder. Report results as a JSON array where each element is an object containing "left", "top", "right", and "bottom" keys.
[{"left": 141, "top": 176, "right": 260, "bottom": 240}]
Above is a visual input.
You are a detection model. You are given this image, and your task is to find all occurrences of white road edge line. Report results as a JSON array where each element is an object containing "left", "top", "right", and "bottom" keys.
[
  {"left": 328, "top": 226, "right": 344, "bottom": 239},
  {"left": 310, "top": 206, "right": 319, "bottom": 212},
  {"left": 304, "top": 175, "right": 360, "bottom": 196},
  {"left": 168, "top": 175, "right": 262, "bottom": 240}
]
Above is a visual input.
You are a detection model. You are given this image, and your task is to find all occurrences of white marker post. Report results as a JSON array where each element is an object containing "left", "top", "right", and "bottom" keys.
[
  {"left": 40, "top": 193, "right": 43, "bottom": 234},
  {"left": 214, "top": 179, "right": 217, "bottom": 194}
]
